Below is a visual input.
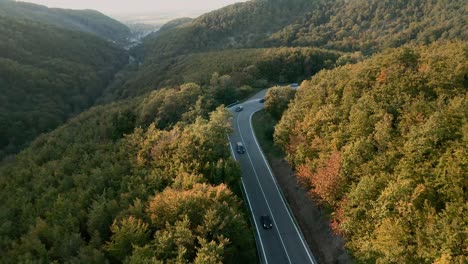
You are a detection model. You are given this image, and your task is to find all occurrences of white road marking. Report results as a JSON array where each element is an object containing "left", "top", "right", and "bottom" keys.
[
  {"left": 227, "top": 136, "right": 237, "bottom": 161},
  {"left": 240, "top": 178, "right": 268, "bottom": 264}
]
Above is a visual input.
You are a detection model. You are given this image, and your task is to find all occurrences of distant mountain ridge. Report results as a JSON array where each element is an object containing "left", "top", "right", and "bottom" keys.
[
  {"left": 141, "top": 0, "right": 467, "bottom": 59},
  {"left": 140, "top": 0, "right": 318, "bottom": 59},
  {"left": 0, "top": 0, "right": 130, "bottom": 44}
]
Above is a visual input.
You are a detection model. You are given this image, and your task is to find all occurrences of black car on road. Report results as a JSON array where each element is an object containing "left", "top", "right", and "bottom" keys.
[
  {"left": 236, "top": 142, "right": 245, "bottom": 154},
  {"left": 235, "top": 105, "right": 243, "bottom": 112},
  {"left": 260, "top": 215, "right": 273, "bottom": 229}
]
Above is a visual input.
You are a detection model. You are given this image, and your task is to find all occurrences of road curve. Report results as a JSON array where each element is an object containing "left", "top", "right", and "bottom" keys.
[{"left": 228, "top": 89, "right": 317, "bottom": 264}]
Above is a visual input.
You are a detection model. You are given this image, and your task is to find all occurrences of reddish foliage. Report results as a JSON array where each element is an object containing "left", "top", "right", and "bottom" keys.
[
  {"left": 311, "top": 152, "right": 342, "bottom": 205},
  {"left": 296, "top": 161, "right": 314, "bottom": 188},
  {"left": 377, "top": 68, "right": 390, "bottom": 83},
  {"left": 330, "top": 198, "right": 347, "bottom": 236}
]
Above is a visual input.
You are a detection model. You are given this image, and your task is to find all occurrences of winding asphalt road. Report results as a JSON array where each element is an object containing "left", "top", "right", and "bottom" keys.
[{"left": 228, "top": 90, "right": 317, "bottom": 264}]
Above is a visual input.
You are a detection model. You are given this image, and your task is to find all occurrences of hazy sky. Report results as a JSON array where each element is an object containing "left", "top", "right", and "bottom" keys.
[{"left": 18, "top": 0, "right": 248, "bottom": 15}]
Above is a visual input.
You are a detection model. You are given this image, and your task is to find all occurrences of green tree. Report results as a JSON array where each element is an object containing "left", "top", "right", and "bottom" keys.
[
  {"left": 194, "top": 237, "right": 228, "bottom": 264},
  {"left": 264, "top": 86, "right": 296, "bottom": 120},
  {"left": 105, "top": 217, "right": 150, "bottom": 261}
]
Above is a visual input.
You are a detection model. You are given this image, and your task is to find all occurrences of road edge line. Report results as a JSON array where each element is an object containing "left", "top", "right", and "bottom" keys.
[{"left": 240, "top": 178, "right": 268, "bottom": 264}]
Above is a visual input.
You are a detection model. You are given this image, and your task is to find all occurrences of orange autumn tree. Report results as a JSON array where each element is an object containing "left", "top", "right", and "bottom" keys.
[{"left": 297, "top": 152, "right": 343, "bottom": 206}]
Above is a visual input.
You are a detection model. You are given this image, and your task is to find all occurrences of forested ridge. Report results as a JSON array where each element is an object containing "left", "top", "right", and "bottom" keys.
[
  {"left": 274, "top": 41, "right": 467, "bottom": 263},
  {"left": 0, "top": 0, "right": 130, "bottom": 44},
  {"left": 267, "top": 0, "right": 467, "bottom": 54},
  {"left": 138, "top": 0, "right": 319, "bottom": 59},
  {"left": 0, "top": 14, "right": 128, "bottom": 160}
]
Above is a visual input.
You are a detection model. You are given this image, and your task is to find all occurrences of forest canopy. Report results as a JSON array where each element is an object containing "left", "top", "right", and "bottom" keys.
[
  {"left": 274, "top": 41, "right": 467, "bottom": 263},
  {"left": 0, "top": 87, "right": 256, "bottom": 263},
  {"left": 267, "top": 0, "right": 467, "bottom": 54}
]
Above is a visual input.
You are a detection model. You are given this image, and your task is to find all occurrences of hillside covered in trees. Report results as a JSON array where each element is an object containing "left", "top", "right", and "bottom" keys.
[
  {"left": 0, "top": 14, "right": 128, "bottom": 159},
  {"left": 0, "top": 83, "right": 256, "bottom": 263},
  {"left": 137, "top": 0, "right": 319, "bottom": 58},
  {"left": 104, "top": 47, "right": 342, "bottom": 101},
  {"left": 274, "top": 41, "right": 467, "bottom": 263},
  {"left": 0, "top": 0, "right": 130, "bottom": 44},
  {"left": 267, "top": 0, "right": 467, "bottom": 54}
]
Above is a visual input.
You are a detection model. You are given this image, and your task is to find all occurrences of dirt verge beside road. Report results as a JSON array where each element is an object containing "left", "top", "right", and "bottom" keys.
[{"left": 269, "top": 158, "right": 350, "bottom": 264}]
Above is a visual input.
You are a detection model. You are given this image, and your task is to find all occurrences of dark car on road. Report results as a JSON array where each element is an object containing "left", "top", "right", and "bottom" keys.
[
  {"left": 236, "top": 142, "right": 245, "bottom": 154},
  {"left": 235, "top": 105, "right": 243, "bottom": 112},
  {"left": 259, "top": 98, "right": 265, "bottom": 103},
  {"left": 260, "top": 215, "right": 273, "bottom": 229}
]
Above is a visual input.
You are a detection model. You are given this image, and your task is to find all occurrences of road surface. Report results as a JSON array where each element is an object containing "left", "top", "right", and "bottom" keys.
[{"left": 228, "top": 90, "right": 317, "bottom": 264}]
